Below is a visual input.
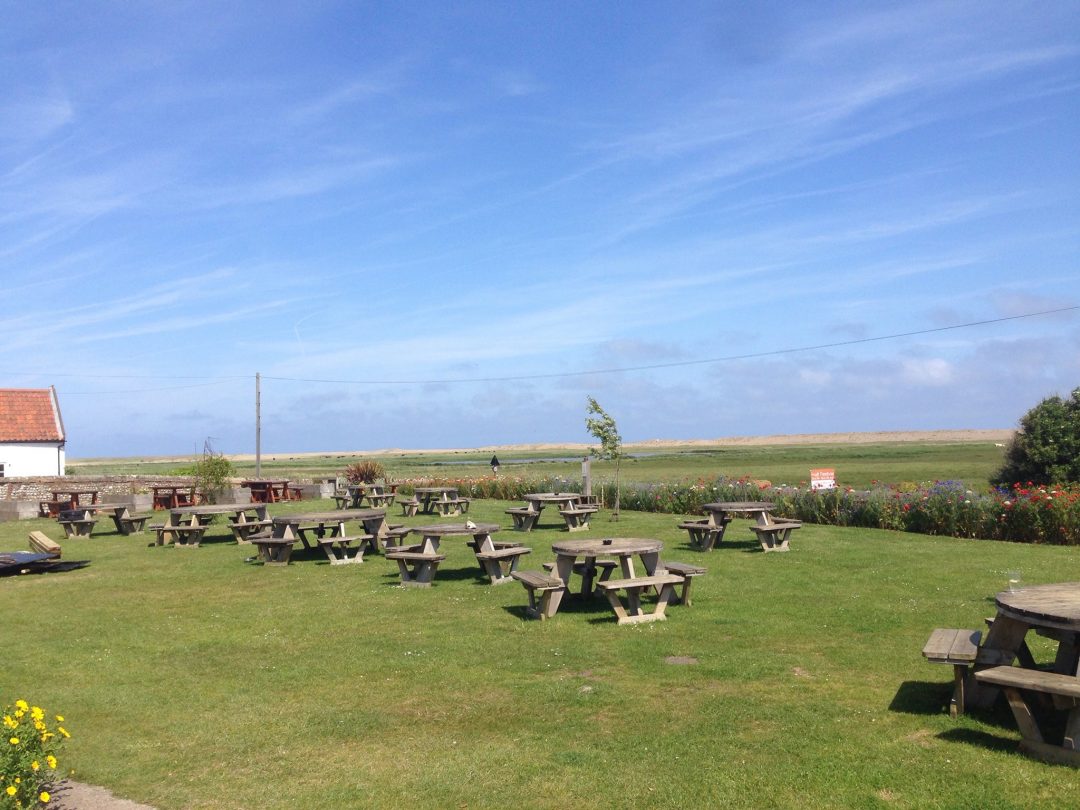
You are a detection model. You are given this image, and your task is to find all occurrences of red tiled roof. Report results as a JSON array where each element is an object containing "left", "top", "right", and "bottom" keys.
[{"left": 0, "top": 388, "right": 65, "bottom": 442}]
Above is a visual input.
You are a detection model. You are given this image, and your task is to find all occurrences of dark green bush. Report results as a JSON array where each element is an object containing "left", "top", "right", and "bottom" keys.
[{"left": 993, "top": 387, "right": 1080, "bottom": 486}]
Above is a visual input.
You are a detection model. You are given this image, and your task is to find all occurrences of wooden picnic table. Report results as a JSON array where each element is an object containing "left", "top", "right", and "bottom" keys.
[
  {"left": 681, "top": 501, "right": 777, "bottom": 550},
  {"left": 157, "top": 503, "right": 269, "bottom": 547},
  {"left": 40, "top": 489, "right": 99, "bottom": 517},
  {"left": 522, "top": 492, "right": 580, "bottom": 514},
  {"left": 413, "top": 487, "right": 465, "bottom": 516},
  {"left": 546, "top": 537, "right": 664, "bottom": 617},
  {"left": 152, "top": 485, "right": 196, "bottom": 510},
  {"left": 242, "top": 480, "right": 295, "bottom": 504},
  {"left": 265, "top": 509, "right": 385, "bottom": 565},
  {"left": 971, "top": 582, "right": 1080, "bottom": 765},
  {"left": 344, "top": 483, "right": 398, "bottom": 509},
  {"left": 398, "top": 522, "right": 524, "bottom": 585}
]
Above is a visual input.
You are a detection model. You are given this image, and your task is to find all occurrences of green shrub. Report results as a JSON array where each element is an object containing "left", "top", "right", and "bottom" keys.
[
  {"left": 993, "top": 386, "right": 1080, "bottom": 486},
  {"left": 344, "top": 461, "right": 386, "bottom": 484},
  {"left": 1, "top": 698, "right": 69, "bottom": 808}
]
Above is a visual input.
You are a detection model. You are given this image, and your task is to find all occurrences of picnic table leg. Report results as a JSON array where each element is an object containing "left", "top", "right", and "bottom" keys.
[{"left": 970, "top": 615, "right": 1028, "bottom": 708}]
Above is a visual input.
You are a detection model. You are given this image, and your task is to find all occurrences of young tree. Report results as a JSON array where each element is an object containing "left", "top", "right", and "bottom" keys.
[
  {"left": 992, "top": 387, "right": 1080, "bottom": 486},
  {"left": 585, "top": 396, "right": 624, "bottom": 520}
]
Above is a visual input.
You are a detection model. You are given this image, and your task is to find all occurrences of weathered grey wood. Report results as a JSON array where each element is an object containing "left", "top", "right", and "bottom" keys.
[
  {"left": 511, "top": 570, "right": 564, "bottom": 620},
  {"left": 976, "top": 665, "right": 1080, "bottom": 766},
  {"left": 385, "top": 550, "right": 446, "bottom": 587},
  {"left": 559, "top": 508, "right": 594, "bottom": 532},
  {"left": 398, "top": 498, "right": 420, "bottom": 517},
  {"left": 475, "top": 545, "right": 531, "bottom": 585},
  {"left": 250, "top": 536, "right": 295, "bottom": 566},
  {"left": 505, "top": 507, "right": 540, "bottom": 531},
  {"left": 663, "top": 561, "right": 707, "bottom": 607},
  {"left": 748, "top": 522, "right": 800, "bottom": 552},
  {"left": 975, "top": 666, "right": 1080, "bottom": 700},
  {"left": 58, "top": 518, "right": 97, "bottom": 538},
  {"left": 595, "top": 573, "right": 683, "bottom": 625},
  {"left": 317, "top": 535, "right": 367, "bottom": 565},
  {"left": 922, "top": 628, "right": 983, "bottom": 716}
]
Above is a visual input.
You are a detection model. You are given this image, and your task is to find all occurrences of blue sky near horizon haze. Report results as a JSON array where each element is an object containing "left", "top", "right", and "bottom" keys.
[{"left": 2, "top": 1, "right": 1078, "bottom": 458}]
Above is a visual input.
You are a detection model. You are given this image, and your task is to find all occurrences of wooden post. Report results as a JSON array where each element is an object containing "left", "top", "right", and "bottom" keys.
[{"left": 582, "top": 456, "right": 591, "bottom": 497}]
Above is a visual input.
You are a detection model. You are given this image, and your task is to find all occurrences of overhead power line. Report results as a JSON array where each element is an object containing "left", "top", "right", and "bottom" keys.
[{"left": 263, "top": 304, "right": 1080, "bottom": 386}]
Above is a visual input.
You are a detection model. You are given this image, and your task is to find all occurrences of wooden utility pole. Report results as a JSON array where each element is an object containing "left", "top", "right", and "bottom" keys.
[{"left": 255, "top": 372, "right": 262, "bottom": 477}]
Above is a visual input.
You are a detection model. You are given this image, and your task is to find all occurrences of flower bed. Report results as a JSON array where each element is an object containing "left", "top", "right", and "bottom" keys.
[{"left": 401, "top": 474, "right": 1080, "bottom": 545}]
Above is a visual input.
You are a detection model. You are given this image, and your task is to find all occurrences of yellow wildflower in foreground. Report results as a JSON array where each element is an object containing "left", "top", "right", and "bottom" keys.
[
  {"left": 46, "top": 755, "right": 57, "bottom": 769},
  {"left": 57, "top": 727, "right": 69, "bottom": 739},
  {"left": 14, "top": 700, "right": 28, "bottom": 712},
  {"left": 40, "top": 790, "right": 50, "bottom": 802},
  {"left": 31, "top": 761, "right": 40, "bottom": 771},
  {"left": 54, "top": 716, "right": 63, "bottom": 723},
  {"left": 5, "top": 786, "right": 15, "bottom": 796},
  {"left": 3, "top": 715, "right": 17, "bottom": 729},
  {"left": 9, "top": 736, "right": 19, "bottom": 745},
  {"left": 30, "top": 707, "right": 43, "bottom": 721}
]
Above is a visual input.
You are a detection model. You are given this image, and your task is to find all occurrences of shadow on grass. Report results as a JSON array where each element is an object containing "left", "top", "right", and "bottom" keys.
[
  {"left": 889, "top": 681, "right": 1021, "bottom": 732},
  {"left": 937, "top": 727, "right": 1018, "bottom": 755}
]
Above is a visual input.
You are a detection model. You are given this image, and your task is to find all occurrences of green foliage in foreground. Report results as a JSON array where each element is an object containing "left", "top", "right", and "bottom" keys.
[
  {"left": 2, "top": 499, "right": 1080, "bottom": 808},
  {"left": 994, "top": 387, "right": 1080, "bottom": 486}
]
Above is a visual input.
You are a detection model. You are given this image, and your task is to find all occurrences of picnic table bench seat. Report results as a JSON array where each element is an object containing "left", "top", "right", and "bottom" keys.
[
  {"left": 505, "top": 507, "right": 540, "bottom": 532},
  {"left": 748, "top": 521, "right": 801, "bottom": 552},
  {"left": 595, "top": 573, "right": 684, "bottom": 625},
  {"left": 228, "top": 518, "right": 272, "bottom": 543},
  {"left": 559, "top": 507, "right": 596, "bottom": 532},
  {"left": 333, "top": 494, "right": 352, "bottom": 509},
  {"left": 57, "top": 516, "right": 97, "bottom": 538},
  {"left": 27, "top": 531, "right": 62, "bottom": 557},
  {"left": 662, "top": 561, "right": 707, "bottom": 607},
  {"left": 248, "top": 534, "right": 296, "bottom": 566},
  {"left": 367, "top": 493, "right": 396, "bottom": 508},
  {"left": 397, "top": 496, "right": 420, "bottom": 517},
  {"left": 511, "top": 570, "right": 565, "bottom": 620},
  {"left": 380, "top": 525, "right": 413, "bottom": 551},
  {"left": 922, "top": 628, "right": 982, "bottom": 716},
  {"left": 677, "top": 519, "right": 725, "bottom": 551},
  {"left": 543, "top": 559, "right": 618, "bottom": 595},
  {"left": 975, "top": 666, "right": 1080, "bottom": 766},
  {"left": 113, "top": 513, "right": 151, "bottom": 535},
  {"left": 317, "top": 534, "right": 371, "bottom": 565},
  {"left": 474, "top": 544, "right": 531, "bottom": 585},
  {"left": 385, "top": 549, "right": 447, "bottom": 587}
]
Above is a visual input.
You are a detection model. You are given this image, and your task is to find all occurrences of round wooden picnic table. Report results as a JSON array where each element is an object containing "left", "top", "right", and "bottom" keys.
[
  {"left": 996, "top": 582, "right": 1080, "bottom": 634},
  {"left": 406, "top": 522, "right": 500, "bottom": 550},
  {"left": 547, "top": 537, "right": 664, "bottom": 612}
]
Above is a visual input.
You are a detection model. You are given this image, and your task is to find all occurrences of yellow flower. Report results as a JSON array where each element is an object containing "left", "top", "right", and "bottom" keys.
[
  {"left": 33, "top": 721, "right": 45, "bottom": 732},
  {"left": 54, "top": 716, "right": 63, "bottom": 723},
  {"left": 13, "top": 709, "right": 24, "bottom": 719},
  {"left": 30, "top": 761, "right": 39, "bottom": 772},
  {"left": 30, "top": 707, "right": 43, "bottom": 721},
  {"left": 39, "top": 791, "right": 50, "bottom": 803},
  {"left": 5, "top": 786, "right": 16, "bottom": 796},
  {"left": 57, "top": 727, "right": 69, "bottom": 739},
  {"left": 9, "top": 736, "right": 19, "bottom": 745},
  {"left": 14, "top": 700, "right": 28, "bottom": 712},
  {"left": 40, "top": 732, "right": 53, "bottom": 742},
  {"left": 46, "top": 755, "right": 57, "bottom": 769},
  {"left": 2, "top": 716, "right": 16, "bottom": 729}
]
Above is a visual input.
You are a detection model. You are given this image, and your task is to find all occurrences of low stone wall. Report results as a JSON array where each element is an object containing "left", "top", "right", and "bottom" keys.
[{"left": 0, "top": 475, "right": 198, "bottom": 502}]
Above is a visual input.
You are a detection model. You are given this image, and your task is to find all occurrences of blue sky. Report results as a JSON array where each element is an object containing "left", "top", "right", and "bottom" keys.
[{"left": 2, "top": 1, "right": 1078, "bottom": 457}]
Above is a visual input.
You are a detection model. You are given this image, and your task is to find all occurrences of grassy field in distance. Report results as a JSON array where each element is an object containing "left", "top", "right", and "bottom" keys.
[{"left": 69, "top": 434, "right": 1009, "bottom": 491}]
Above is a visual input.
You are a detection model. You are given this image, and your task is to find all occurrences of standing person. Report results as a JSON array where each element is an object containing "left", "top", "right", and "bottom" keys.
[{"left": 490, "top": 454, "right": 500, "bottom": 476}]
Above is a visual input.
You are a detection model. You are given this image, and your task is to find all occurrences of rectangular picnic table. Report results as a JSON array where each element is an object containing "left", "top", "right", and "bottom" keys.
[
  {"left": 151, "top": 485, "right": 196, "bottom": 510},
  {"left": 242, "top": 480, "right": 296, "bottom": 504},
  {"left": 40, "top": 489, "right": 100, "bottom": 517}
]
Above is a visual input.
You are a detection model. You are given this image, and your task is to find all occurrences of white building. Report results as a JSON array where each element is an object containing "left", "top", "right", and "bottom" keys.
[{"left": 0, "top": 387, "right": 66, "bottom": 477}]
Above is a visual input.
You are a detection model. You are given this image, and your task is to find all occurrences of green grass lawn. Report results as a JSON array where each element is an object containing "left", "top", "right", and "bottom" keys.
[
  {"left": 69, "top": 438, "right": 1007, "bottom": 491},
  {"left": 3, "top": 496, "right": 1076, "bottom": 809}
]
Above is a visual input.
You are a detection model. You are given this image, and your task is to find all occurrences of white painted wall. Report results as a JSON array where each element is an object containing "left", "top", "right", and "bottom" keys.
[{"left": 0, "top": 443, "right": 65, "bottom": 477}]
